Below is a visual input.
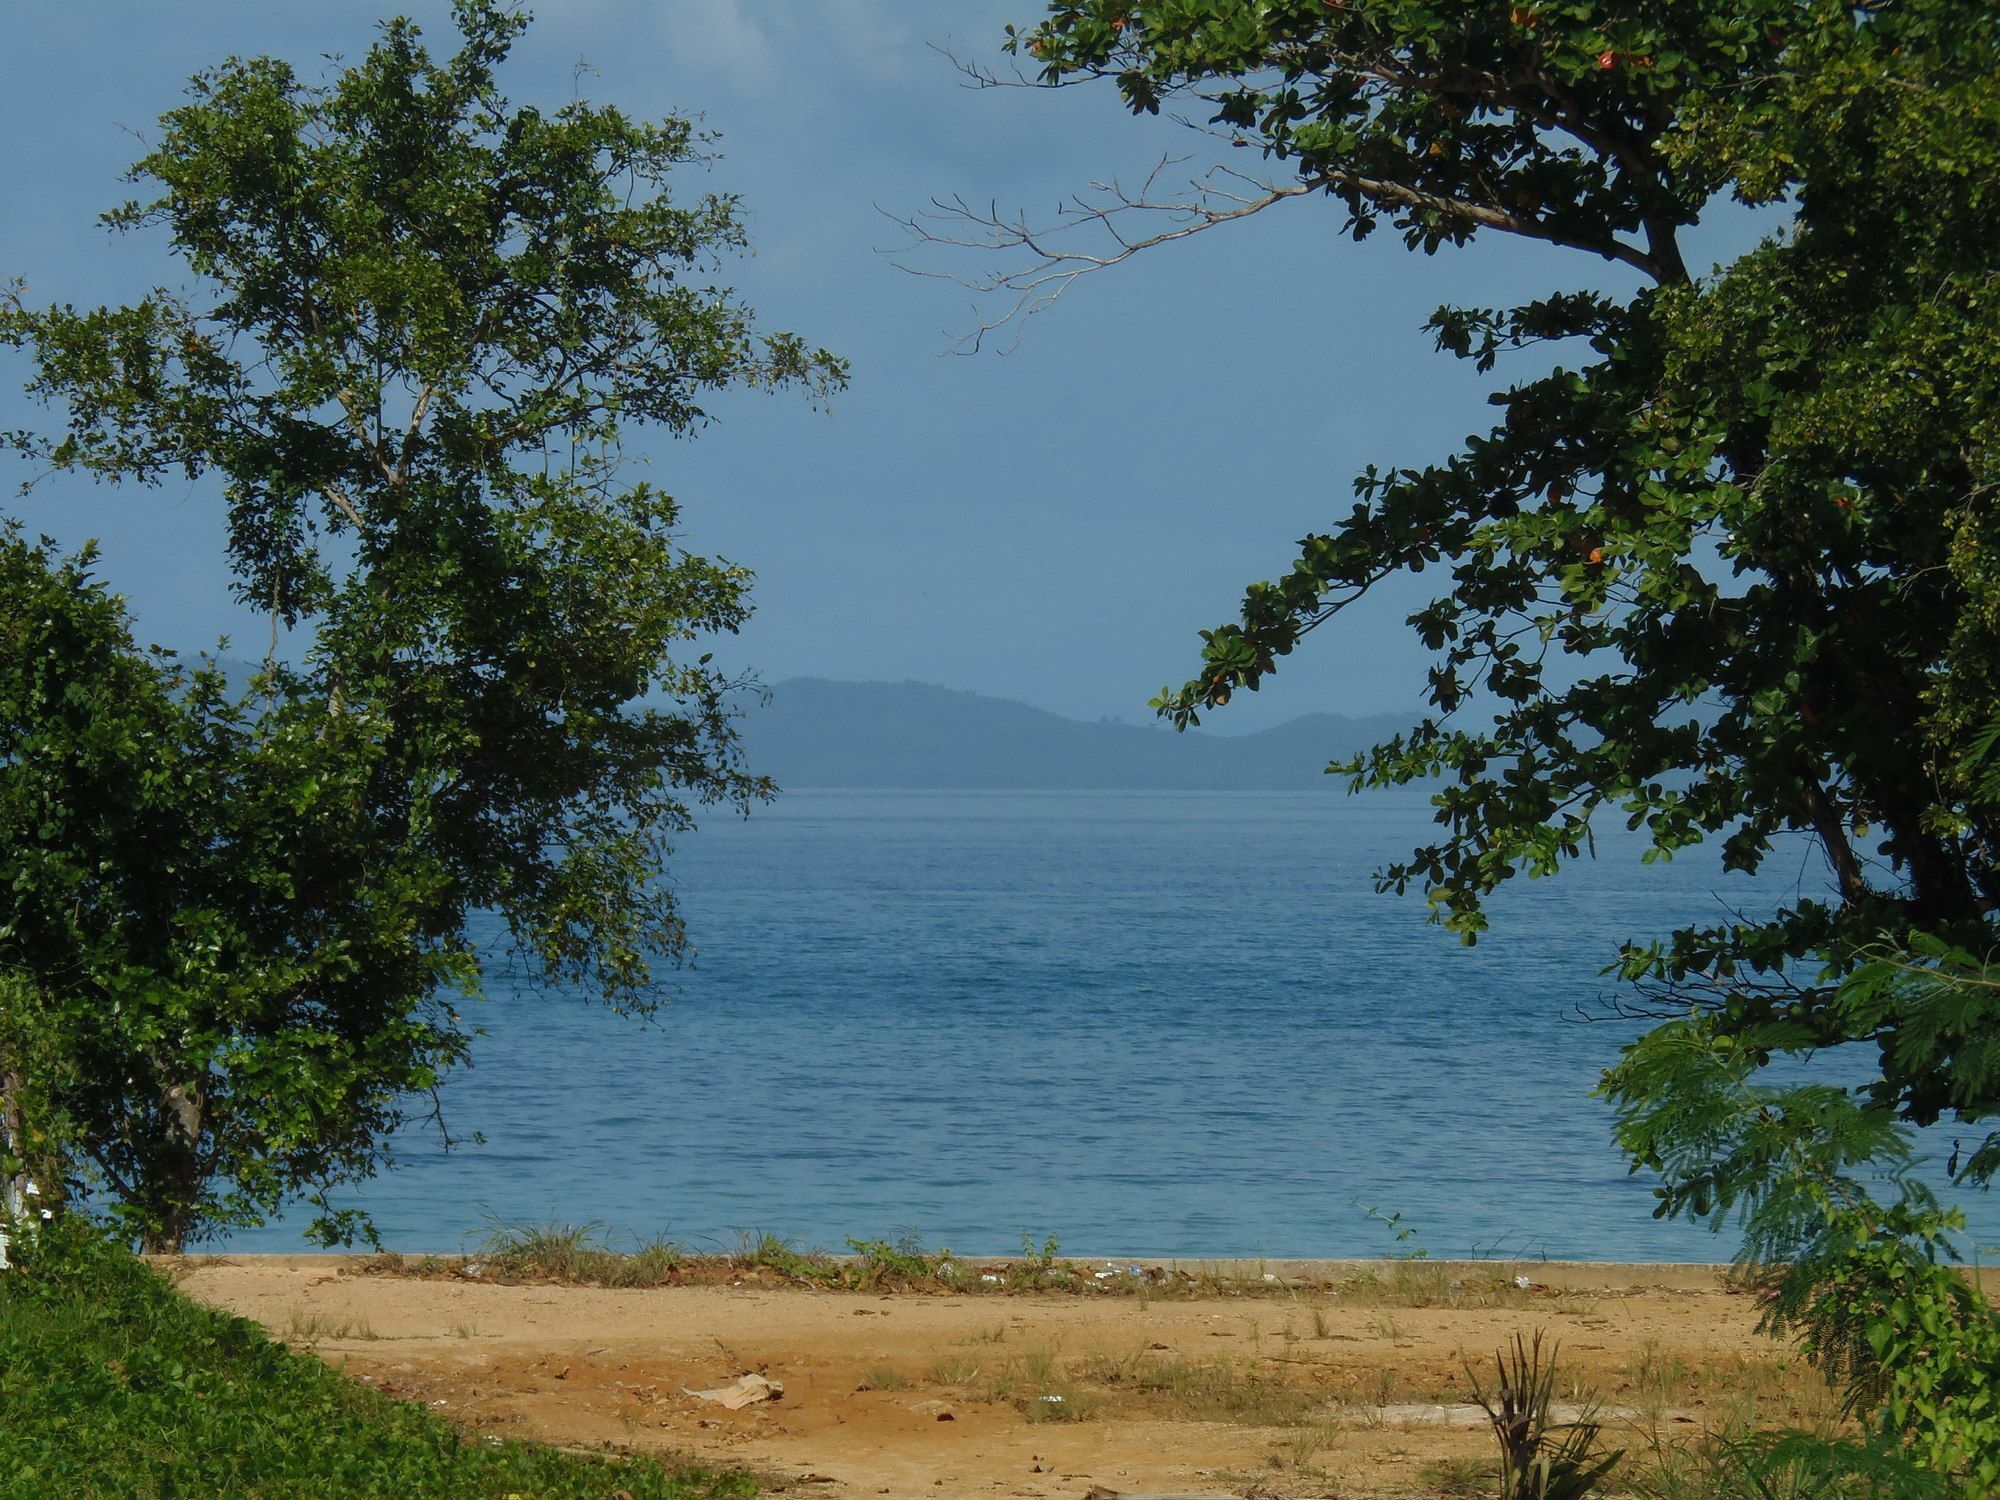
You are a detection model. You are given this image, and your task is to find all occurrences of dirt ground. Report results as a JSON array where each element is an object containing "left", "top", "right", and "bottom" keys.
[{"left": 179, "top": 1256, "right": 1825, "bottom": 1500}]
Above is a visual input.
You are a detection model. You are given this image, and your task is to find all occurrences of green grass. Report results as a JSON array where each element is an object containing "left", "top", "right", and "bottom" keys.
[{"left": 0, "top": 1223, "right": 752, "bottom": 1499}]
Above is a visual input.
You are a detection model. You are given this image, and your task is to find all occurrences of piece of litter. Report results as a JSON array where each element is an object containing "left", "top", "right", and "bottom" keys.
[
  {"left": 980, "top": 1273, "right": 1000, "bottom": 1283},
  {"left": 683, "top": 1373, "right": 784, "bottom": 1409},
  {"left": 1263, "top": 1273, "right": 1278, "bottom": 1283},
  {"left": 1515, "top": 1275, "right": 1533, "bottom": 1290},
  {"left": 1038, "top": 1393, "right": 1064, "bottom": 1403},
  {"left": 1094, "top": 1270, "right": 1116, "bottom": 1279}
]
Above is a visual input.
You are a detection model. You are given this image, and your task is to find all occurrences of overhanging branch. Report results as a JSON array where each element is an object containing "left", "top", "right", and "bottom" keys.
[{"left": 892, "top": 155, "right": 1666, "bottom": 351}]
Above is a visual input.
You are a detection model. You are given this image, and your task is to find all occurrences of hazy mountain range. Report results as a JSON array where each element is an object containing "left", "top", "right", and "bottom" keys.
[
  {"left": 733, "top": 677, "right": 1415, "bottom": 791},
  {"left": 205, "top": 662, "right": 1413, "bottom": 790}
]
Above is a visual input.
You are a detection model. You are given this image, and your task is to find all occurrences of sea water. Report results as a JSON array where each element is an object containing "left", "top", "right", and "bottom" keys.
[{"left": 233, "top": 790, "right": 1998, "bottom": 1261}]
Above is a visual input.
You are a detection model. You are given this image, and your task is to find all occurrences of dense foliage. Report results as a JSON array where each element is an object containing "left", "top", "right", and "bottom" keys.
[
  {"left": 0, "top": 531, "right": 463, "bottom": 1251},
  {"left": 989, "top": 0, "right": 2000, "bottom": 1484},
  {"left": 0, "top": 1220, "right": 751, "bottom": 1497},
  {"left": 0, "top": 1, "right": 841, "bottom": 1249}
]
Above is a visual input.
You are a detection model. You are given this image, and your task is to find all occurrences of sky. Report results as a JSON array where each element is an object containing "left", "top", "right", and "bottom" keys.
[{"left": 0, "top": 2, "right": 1758, "bottom": 731}]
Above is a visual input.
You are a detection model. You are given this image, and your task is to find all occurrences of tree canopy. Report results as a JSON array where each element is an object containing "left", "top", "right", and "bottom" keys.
[{"left": 0, "top": 0, "right": 842, "bottom": 1249}]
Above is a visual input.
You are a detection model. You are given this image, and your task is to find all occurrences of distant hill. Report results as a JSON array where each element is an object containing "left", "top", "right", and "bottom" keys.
[{"left": 731, "top": 677, "right": 1418, "bottom": 791}]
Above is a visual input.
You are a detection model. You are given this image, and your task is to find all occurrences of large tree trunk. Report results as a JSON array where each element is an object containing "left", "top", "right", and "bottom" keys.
[{"left": 140, "top": 1082, "right": 206, "bottom": 1256}]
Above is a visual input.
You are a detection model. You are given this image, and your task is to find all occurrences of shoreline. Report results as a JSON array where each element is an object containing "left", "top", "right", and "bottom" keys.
[{"left": 190, "top": 1251, "right": 1742, "bottom": 1282}]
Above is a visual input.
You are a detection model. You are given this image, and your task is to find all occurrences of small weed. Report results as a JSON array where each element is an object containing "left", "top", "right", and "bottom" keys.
[
  {"left": 1627, "top": 1336, "right": 1692, "bottom": 1425},
  {"left": 1372, "top": 1364, "right": 1396, "bottom": 1412},
  {"left": 462, "top": 1218, "right": 690, "bottom": 1288},
  {"left": 1003, "top": 1230, "right": 1074, "bottom": 1291},
  {"left": 929, "top": 1352, "right": 985, "bottom": 1386},
  {"left": 1387, "top": 1258, "right": 1453, "bottom": 1303},
  {"left": 282, "top": 1309, "right": 380, "bottom": 1344},
  {"left": 1366, "top": 1312, "right": 1405, "bottom": 1342},
  {"left": 1359, "top": 1200, "right": 1429, "bottom": 1258},
  {"left": 740, "top": 1231, "right": 839, "bottom": 1284},
  {"left": 1016, "top": 1345, "right": 1058, "bottom": 1388},
  {"left": 1021, "top": 1386, "right": 1097, "bottom": 1423},
  {"left": 863, "top": 1365, "right": 909, "bottom": 1391},
  {"left": 1072, "top": 1349, "right": 1323, "bottom": 1426},
  {"left": 1283, "top": 1420, "right": 1339, "bottom": 1471},
  {"left": 480, "top": 1218, "right": 604, "bottom": 1281},
  {"left": 844, "top": 1233, "right": 958, "bottom": 1288},
  {"left": 1420, "top": 1456, "right": 1497, "bottom": 1496}
]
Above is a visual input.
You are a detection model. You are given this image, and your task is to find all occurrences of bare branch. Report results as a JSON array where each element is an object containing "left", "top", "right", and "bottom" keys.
[{"left": 887, "top": 159, "right": 1310, "bottom": 353}]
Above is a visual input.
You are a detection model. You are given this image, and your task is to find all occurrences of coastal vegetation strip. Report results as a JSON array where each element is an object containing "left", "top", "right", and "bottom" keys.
[{"left": 356, "top": 1221, "right": 1646, "bottom": 1305}]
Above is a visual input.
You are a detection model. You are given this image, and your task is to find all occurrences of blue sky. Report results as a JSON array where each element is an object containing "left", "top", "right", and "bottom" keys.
[{"left": 1, "top": 2, "right": 1750, "bottom": 730}]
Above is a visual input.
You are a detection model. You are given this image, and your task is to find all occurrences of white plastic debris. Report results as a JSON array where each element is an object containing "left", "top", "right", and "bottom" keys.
[
  {"left": 1515, "top": 1274, "right": 1533, "bottom": 1290},
  {"left": 684, "top": 1373, "right": 784, "bottom": 1409},
  {"left": 1038, "top": 1394, "right": 1064, "bottom": 1404}
]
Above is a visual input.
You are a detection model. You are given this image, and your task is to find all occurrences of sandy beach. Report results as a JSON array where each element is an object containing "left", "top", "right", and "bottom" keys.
[{"left": 173, "top": 1255, "right": 1860, "bottom": 1499}]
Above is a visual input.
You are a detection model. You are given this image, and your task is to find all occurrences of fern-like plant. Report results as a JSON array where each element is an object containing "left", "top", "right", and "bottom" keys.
[{"left": 1604, "top": 1013, "right": 2000, "bottom": 1494}]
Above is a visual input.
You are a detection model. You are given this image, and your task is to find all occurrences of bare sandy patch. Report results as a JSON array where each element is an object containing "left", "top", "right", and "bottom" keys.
[{"left": 177, "top": 1256, "right": 1830, "bottom": 1499}]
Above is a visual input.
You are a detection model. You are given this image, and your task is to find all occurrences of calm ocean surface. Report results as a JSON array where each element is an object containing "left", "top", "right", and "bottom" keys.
[{"left": 235, "top": 790, "right": 1998, "bottom": 1261}]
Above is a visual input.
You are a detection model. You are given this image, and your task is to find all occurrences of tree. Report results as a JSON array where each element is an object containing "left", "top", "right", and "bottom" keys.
[
  {"left": 924, "top": 1, "right": 2000, "bottom": 1479},
  {"left": 1, "top": 1, "right": 843, "bottom": 1250}
]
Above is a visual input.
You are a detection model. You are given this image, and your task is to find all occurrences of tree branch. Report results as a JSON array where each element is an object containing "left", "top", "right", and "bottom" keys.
[
  {"left": 321, "top": 479, "right": 368, "bottom": 537},
  {"left": 1312, "top": 168, "right": 1663, "bottom": 280},
  {"left": 894, "top": 148, "right": 1668, "bottom": 351}
]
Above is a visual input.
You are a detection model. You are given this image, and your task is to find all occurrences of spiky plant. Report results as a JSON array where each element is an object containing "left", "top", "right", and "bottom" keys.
[{"left": 1466, "top": 1331, "right": 1623, "bottom": 1500}]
